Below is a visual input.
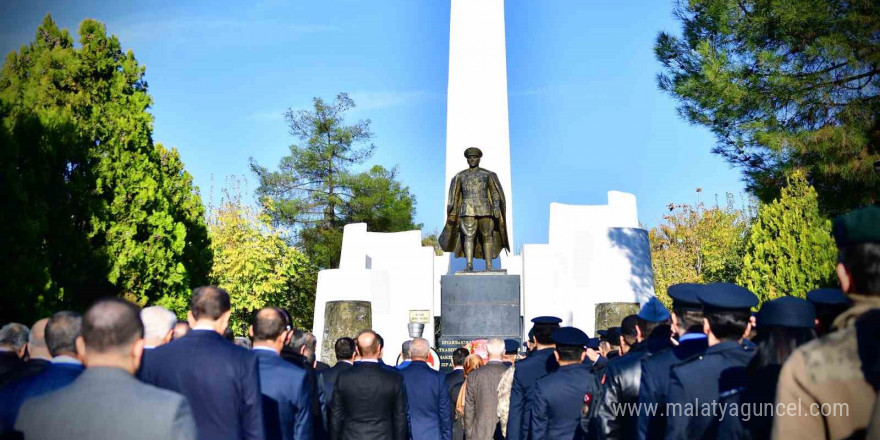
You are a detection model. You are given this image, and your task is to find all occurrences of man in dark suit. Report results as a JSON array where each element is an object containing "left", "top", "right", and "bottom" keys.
[
  {"left": 446, "top": 347, "right": 469, "bottom": 440},
  {"left": 330, "top": 330, "right": 408, "bottom": 440},
  {"left": 0, "top": 311, "right": 84, "bottom": 432},
  {"left": 529, "top": 327, "right": 596, "bottom": 440},
  {"left": 15, "top": 298, "right": 196, "bottom": 440},
  {"left": 252, "top": 308, "right": 312, "bottom": 440},
  {"left": 638, "top": 284, "right": 708, "bottom": 440},
  {"left": 665, "top": 283, "right": 757, "bottom": 440},
  {"left": 400, "top": 338, "right": 452, "bottom": 440},
  {"left": 319, "top": 337, "right": 355, "bottom": 419},
  {"left": 283, "top": 329, "right": 326, "bottom": 439},
  {"left": 139, "top": 286, "right": 264, "bottom": 440},
  {"left": 506, "top": 316, "right": 561, "bottom": 440},
  {"left": 0, "top": 323, "right": 28, "bottom": 384}
]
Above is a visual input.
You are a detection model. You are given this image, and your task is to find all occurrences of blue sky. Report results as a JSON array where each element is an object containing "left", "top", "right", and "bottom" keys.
[{"left": 1, "top": 0, "right": 746, "bottom": 250}]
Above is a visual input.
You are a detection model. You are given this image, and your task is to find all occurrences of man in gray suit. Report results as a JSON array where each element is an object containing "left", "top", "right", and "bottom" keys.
[
  {"left": 464, "top": 338, "right": 509, "bottom": 440},
  {"left": 15, "top": 298, "right": 196, "bottom": 440}
]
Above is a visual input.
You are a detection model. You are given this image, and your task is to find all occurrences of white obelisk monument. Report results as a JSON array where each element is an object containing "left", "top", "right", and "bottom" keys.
[{"left": 444, "top": 0, "right": 515, "bottom": 266}]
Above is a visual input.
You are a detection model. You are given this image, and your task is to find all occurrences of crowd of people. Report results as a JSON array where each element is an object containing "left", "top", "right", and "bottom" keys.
[{"left": 0, "top": 207, "right": 878, "bottom": 440}]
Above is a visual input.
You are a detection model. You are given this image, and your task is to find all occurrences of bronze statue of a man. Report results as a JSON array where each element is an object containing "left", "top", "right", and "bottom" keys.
[{"left": 440, "top": 147, "right": 510, "bottom": 271}]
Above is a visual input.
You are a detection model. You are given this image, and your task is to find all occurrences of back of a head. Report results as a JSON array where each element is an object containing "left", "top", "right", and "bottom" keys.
[
  {"left": 289, "top": 329, "right": 308, "bottom": 352},
  {"left": 620, "top": 315, "right": 639, "bottom": 345},
  {"left": 46, "top": 311, "right": 82, "bottom": 357},
  {"left": 140, "top": 306, "right": 177, "bottom": 343},
  {"left": 408, "top": 338, "right": 430, "bottom": 360},
  {"left": 834, "top": 207, "right": 880, "bottom": 294},
  {"left": 486, "top": 338, "right": 505, "bottom": 358},
  {"left": 28, "top": 318, "right": 50, "bottom": 357},
  {"left": 172, "top": 322, "right": 190, "bottom": 340},
  {"left": 705, "top": 309, "right": 751, "bottom": 341},
  {"left": 0, "top": 323, "right": 28, "bottom": 351},
  {"left": 356, "top": 330, "right": 380, "bottom": 358},
  {"left": 463, "top": 354, "right": 482, "bottom": 376},
  {"left": 334, "top": 337, "right": 355, "bottom": 361},
  {"left": 532, "top": 324, "right": 557, "bottom": 345},
  {"left": 191, "top": 286, "right": 231, "bottom": 321},
  {"left": 452, "top": 347, "right": 469, "bottom": 367},
  {"left": 253, "top": 308, "right": 286, "bottom": 342},
  {"left": 401, "top": 340, "right": 413, "bottom": 359},
  {"left": 82, "top": 298, "right": 144, "bottom": 354},
  {"left": 304, "top": 332, "right": 317, "bottom": 353}
]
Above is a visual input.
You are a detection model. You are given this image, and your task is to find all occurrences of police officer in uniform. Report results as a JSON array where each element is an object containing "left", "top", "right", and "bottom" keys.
[
  {"left": 593, "top": 297, "right": 673, "bottom": 440},
  {"left": 805, "top": 287, "right": 851, "bottom": 336},
  {"left": 638, "top": 283, "right": 709, "bottom": 440},
  {"left": 529, "top": 327, "right": 596, "bottom": 440},
  {"left": 665, "top": 283, "right": 758, "bottom": 440},
  {"left": 506, "top": 316, "right": 561, "bottom": 440}
]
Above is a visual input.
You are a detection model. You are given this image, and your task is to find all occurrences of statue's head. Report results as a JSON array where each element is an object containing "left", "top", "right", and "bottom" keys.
[{"left": 464, "top": 147, "right": 482, "bottom": 168}]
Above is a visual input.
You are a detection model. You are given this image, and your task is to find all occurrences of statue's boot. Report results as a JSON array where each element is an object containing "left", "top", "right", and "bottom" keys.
[
  {"left": 464, "top": 237, "right": 475, "bottom": 271},
  {"left": 484, "top": 238, "right": 494, "bottom": 270}
]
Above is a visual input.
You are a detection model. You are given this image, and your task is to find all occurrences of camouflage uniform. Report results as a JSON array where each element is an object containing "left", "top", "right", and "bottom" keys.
[
  {"left": 772, "top": 294, "right": 880, "bottom": 440},
  {"left": 497, "top": 365, "right": 515, "bottom": 437}
]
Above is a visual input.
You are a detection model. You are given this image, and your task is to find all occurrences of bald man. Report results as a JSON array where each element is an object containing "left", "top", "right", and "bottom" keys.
[{"left": 330, "top": 330, "right": 408, "bottom": 440}]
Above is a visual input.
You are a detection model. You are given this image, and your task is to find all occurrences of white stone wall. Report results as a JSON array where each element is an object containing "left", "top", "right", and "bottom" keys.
[
  {"left": 312, "top": 223, "right": 437, "bottom": 364},
  {"left": 521, "top": 191, "right": 655, "bottom": 336}
]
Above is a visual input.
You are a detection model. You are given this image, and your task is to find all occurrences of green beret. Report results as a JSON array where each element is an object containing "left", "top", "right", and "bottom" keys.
[
  {"left": 833, "top": 206, "right": 880, "bottom": 247},
  {"left": 463, "top": 147, "right": 483, "bottom": 158}
]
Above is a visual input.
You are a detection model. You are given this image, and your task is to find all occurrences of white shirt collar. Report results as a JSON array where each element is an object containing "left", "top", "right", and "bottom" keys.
[
  {"left": 144, "top": 345, "right": 157, "bottom": 350},
  {"left": 488, "top": 359, "right": 503, "bottom": 363},
  {"left": 339, "top": 360, "right": 354, "bottom": 365},
  {"left": 453, "top": 366, "right": 463, "bottom": 370},
  {"left": 0, "top": 347, "right": 12, "bottom": 353},
  {"left": 252, "top": 346, "right": 279, "bottom": 354},
  {"left": 358, "top": 358, "right": 380, "bottom": 363},
  {"left": 192, "top": 324, "right": 215, "bottom": 331},
  {"left": 52, "top": 355, "right": 82, "bottom": 365}
]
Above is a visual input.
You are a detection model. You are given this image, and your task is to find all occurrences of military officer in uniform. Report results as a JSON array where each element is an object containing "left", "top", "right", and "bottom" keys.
[
  {"left": 637, "top": 283, "right": 708, "bottom": 440},
  {"left": 529, "top": 327, "right": 596, "bottom": 440},
  {"left": 773, "top": 206, "right": 880, "bottom": 440},
  {"left": 506, "top": 316, "right": 561, "bottom": 440},
  {"left": 440, "top": 147, "right": 510, "bottom": 271},
  {"left": 665, "top": 283, "right": 758, "bottom": 440}
]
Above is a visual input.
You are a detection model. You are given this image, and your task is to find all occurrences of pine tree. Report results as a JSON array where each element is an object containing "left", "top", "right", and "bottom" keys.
[
  {"left": 737, "top": 171, "right": 838, "bottom": 304},
  {"left": 656, "top": 0, "right": 880, "bottom": 215}
]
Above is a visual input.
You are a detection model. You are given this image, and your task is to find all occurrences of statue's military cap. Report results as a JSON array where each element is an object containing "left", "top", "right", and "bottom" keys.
[
  {"left": 638, "top": 297, "right": 671, "bottom": 323},
  {"left": 697, "top": 283, "right": 758, "bottom": 312},
  {"left": 806, "top": 288, "right": 850, "bottom": 306},
  {"left": 667, "top": 283, "right": 703, "bottom": 310},
  {"left": 551, "top": 327, "right": 589, "bottom": 347},
  {"left": 463, "top": 147, "right": 483, "bottom": 158},
  {"left": 504, "top": 339, "right": 519, "bottom": 354},
  {"left": 758, "top": 296, "right": 816, "bottom": 328},
  {"left": 833, "top": 206, "right": 880, "bottom": 247}
]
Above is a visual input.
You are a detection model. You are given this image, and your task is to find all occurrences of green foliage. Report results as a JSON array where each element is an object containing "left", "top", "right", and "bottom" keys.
[
  {"left": 656, "top": 0, "right": 880, "bottom": 215},
  {"left": 649, "top": 192, "right": 753, "bottom": 308},
  {"left": 251, "top": 93, "right": 420, "bottom": 268},
  {"left": 737, "top": 172, "right": 837, "bottom": 304},
  {"left": 0, "top": 16, "right": 211, "bottom": 323},
  {"left": 208, "top": 183, "right": 317, "bottom": 334}
]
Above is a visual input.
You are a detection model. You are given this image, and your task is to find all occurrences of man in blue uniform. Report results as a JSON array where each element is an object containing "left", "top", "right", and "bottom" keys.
[
  {"left": 506, "top": 316, "right": 561, "bottom": 440},
  {"left": 529, "top": 327, "right": 595, "bottom": 440},
  {"left": 665, "top": 283, "right": 757, "bottom": 440},
  {"left": 593, "top": 297, "right": 673, "bottom": 440},
  {"left": 637, "top": 283, "right": 708, "bottom": 440}
]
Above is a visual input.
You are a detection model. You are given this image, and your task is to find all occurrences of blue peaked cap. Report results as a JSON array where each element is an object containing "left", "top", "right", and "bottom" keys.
[{"left": 638, "top": 297, "right": 671, "bottom": 322}]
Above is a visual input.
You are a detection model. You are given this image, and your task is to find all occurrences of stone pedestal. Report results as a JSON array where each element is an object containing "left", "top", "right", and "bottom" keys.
[
  {"left": 438, "top": 273, "right": 520, "bottom": 371},
  {"left": 594, "top": 302, "right": 639, "bottom": 333},
  {"left": 321, "top": 301, "right": 372, "bottom": 365}
]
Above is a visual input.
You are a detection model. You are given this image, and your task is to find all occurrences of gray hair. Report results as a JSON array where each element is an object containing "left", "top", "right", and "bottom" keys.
[
  {"left": 140, "top": 306, "right": 178, "bottom": 342},
  {"left": 0, "top": 323, "right": 29, "bottom": 351},
  {"left": 409, "top": 338, "right": 430, "bottom": 359},
  {"left": 487, "top": 338, "right": 505, "bottom": 357},
  {"left": 401, "top": 340, "right": 413, "bottom": 359},
  {"left": 46, "top": 311, "right": 82, "bottom": 357}
]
